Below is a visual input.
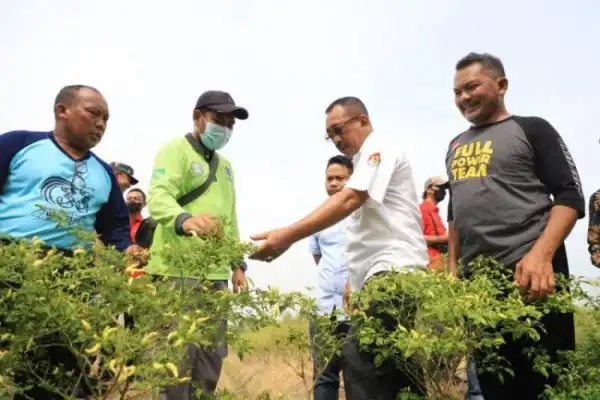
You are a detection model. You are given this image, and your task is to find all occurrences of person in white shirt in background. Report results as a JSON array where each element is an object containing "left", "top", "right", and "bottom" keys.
[
  {"left": 251, "top": 96, "right": 429, "bottom": 399},
  {"left": 309, "top": 155, "right": 353, "bottom": 400}
]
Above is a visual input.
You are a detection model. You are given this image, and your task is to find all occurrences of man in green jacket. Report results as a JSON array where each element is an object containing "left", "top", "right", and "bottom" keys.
[{"left": 147, "top": 90, "right": 248, "bottom": 399}]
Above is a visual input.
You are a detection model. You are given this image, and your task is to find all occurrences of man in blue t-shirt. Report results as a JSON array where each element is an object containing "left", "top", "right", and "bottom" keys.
[
  {"left": 0, "top": 84, "right": 144, "bottom": 399},
  {"left": 0, "top": 86, "right": 137, "bottom": 253}
]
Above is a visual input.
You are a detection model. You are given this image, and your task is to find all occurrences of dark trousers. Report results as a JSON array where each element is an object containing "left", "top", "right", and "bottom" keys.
[
  {"left": 158, "top": 277, "right": 228, "bottom": 400},
  {"left": 341, "top": 272, "right": 427, "bottom": 400},
  {"left": 475, "top": 311, "right": 574, "bottom": 400},
  {"left": 309, "top": 318, "right": 351, "bottom": 400},
  {"left": 474, "top": 245, "right": 575, "bottom": 400},
  {"left": 13, "top": 332, "right": 95, "bottom": 400}
]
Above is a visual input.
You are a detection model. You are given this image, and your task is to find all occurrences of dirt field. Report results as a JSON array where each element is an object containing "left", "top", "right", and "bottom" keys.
[
  {"left": 105, "top": 354, "right": 325, "bottom": 400},
  {"left": 105, "top": 319, "right": 337, "bottom": 399},
  {"left": 105, "top": 319, "right": 465, "bottom": 399}
]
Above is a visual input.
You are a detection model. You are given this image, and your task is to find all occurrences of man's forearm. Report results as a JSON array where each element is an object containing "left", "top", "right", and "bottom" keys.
[
  {"left": 286, "top": 188, "right": 365, "bottom": 243},
  {"left": 425, "top": 234, "right": 448, "bottom": 245},
  {"left": 530, "top": 205, "right": 578, "bottom": 260},
  {"left": 447, "top": 222, "right": 460, "bottom": 275}
]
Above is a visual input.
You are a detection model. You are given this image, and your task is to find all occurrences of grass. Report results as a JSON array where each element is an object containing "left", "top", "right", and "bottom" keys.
[{"left": 219, "top": 318, "right": 317, "bottom": 400}]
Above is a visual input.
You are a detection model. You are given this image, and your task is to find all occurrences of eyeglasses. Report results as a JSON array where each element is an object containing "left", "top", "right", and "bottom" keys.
[{"left": 325, "top": 116, "right": 359, "bottom": 141}]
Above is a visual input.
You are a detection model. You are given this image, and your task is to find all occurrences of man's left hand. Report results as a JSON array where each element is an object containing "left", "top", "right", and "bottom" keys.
[
  {"left": 515, "top": 250, "right": 555, "bottom": 301},
  {"left": 232, "top": 267, "right": 246, "bottom": 293},
  {"left": 249, "top": 228, "right": 293, "bottom": 262}
]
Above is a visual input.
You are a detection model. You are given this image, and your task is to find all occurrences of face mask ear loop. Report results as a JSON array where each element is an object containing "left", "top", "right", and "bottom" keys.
[{"left": 199, "top": 113, "right": 208, "bottom": 135}]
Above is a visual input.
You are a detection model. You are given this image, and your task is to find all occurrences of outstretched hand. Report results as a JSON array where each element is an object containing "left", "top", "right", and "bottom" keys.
[{"left": 249, "top": 228, "right": 293, "bottom": 262}]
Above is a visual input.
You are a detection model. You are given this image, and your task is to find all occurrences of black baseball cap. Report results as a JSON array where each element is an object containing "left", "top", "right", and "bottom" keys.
[
  {"left": 110, "top": 162, "right": 139, "bottom": 185},
  {"left": 194, "top": 90, "right": 249, "bottom": 120}
]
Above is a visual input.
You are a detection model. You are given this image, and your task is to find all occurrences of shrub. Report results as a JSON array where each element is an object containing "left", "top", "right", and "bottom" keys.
[
  {"left": 348, "top": 258, "right": 585, "bottom": 399},
  {"left": 0, "top": 232, "right": 307, "bottom": 399},
  {"left": 1, "top": 224, "right": 599, "bottom": 400}
]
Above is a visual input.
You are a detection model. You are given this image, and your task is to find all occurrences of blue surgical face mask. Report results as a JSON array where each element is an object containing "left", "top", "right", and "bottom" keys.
[{"left": 200, "top": 121, "right": 232, "bottom": 151}]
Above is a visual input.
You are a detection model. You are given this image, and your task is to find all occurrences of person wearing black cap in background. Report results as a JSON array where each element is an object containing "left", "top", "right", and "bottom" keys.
[{"left": 110, "top": 162, "right": 139, "bottom": 193}]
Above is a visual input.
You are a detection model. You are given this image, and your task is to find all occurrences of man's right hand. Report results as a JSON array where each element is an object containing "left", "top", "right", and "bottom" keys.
[{"left": 182, "top": 214, "right": 222, "bottom": 238}]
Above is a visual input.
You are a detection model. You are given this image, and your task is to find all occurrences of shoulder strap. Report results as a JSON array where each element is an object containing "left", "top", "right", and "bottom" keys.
[{"left": 177, "top": 134, "right": 220, "bottom": 207}]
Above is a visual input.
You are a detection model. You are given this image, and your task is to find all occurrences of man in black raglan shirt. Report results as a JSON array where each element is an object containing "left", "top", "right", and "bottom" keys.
[{"left": 446, "top": 53, "right": 585, "bottom": 400}]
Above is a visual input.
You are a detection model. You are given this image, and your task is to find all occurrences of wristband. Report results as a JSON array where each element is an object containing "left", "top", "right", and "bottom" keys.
[
  {"left": 175, "top": 213, "right": 192, "bottom": 235},
  {"left": 232, "top": 260, "right": 247, "bottom": 272}
]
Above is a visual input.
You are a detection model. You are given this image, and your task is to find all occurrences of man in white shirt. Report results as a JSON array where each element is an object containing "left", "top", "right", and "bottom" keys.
[{"left": 251, "top": 96, "right": 429, "bottom": 399}]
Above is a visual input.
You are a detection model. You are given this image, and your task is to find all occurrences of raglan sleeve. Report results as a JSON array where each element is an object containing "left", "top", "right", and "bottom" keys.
[
  {"left": 588, "top": 191, "right": 600, "bottom": 268},
  {"left": 0, "top": 131, "right": 27, "bottom": 192},
  {"left": 147, "top": 140, "right": 190, "bottom": 235},
  {"left": 94, "top": 169, "right": 132, "bottom": 252},
  {"left": 517, "top": 116, "right": 585, "bottom": 219},
  {"left": 345, "top": 148, "right": 396, "bottom": 204}
]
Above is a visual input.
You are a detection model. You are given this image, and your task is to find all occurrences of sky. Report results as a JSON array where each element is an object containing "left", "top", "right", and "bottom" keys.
[{"left": 1, "top": 0, "right": 599, "bottom": 294}]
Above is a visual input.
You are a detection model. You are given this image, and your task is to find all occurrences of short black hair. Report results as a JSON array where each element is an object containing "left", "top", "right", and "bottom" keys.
[
  {"left": 325, "top": 96, "right": 369, "bottom": 117},
  {"left": 54, "top": 84, "right": 100, "bottom": 108},
  {"left": 327, "top": 155, "right": 353, "bottom": 173},
  {"left": 456, "top": 52, "right": 506, "bottom": 78},
  {"left": 128, "top": 188, "right": 147, "bottom": 202}
]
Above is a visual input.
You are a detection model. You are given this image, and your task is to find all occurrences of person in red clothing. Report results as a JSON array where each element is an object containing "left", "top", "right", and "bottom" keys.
[
  {"left": 420, "top": 176, "right": 450, "bottom": 271},
  {"left": 126, "top": 188, "right": 146, "bottom": 243}
]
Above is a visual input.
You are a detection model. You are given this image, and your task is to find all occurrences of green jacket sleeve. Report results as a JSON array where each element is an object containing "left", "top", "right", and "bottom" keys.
[
  {"left": 230, "top": 183, "right": 240, "bottom": 240},
  {"left": 229, "top": 170, "right": 243, "bottom": 271},
  {"left": 148, "top": 140, "right": 190, "bottom": 234}
]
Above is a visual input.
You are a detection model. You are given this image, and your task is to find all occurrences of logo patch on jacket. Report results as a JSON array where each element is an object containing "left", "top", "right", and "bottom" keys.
[{"left": 190, "top": 162, "right": 205, "bottom": 176}]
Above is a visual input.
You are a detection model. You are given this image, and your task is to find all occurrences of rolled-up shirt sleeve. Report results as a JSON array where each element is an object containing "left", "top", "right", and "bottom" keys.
[{"left": 345, "top": 150, "right": 396, "bottom": 204}]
